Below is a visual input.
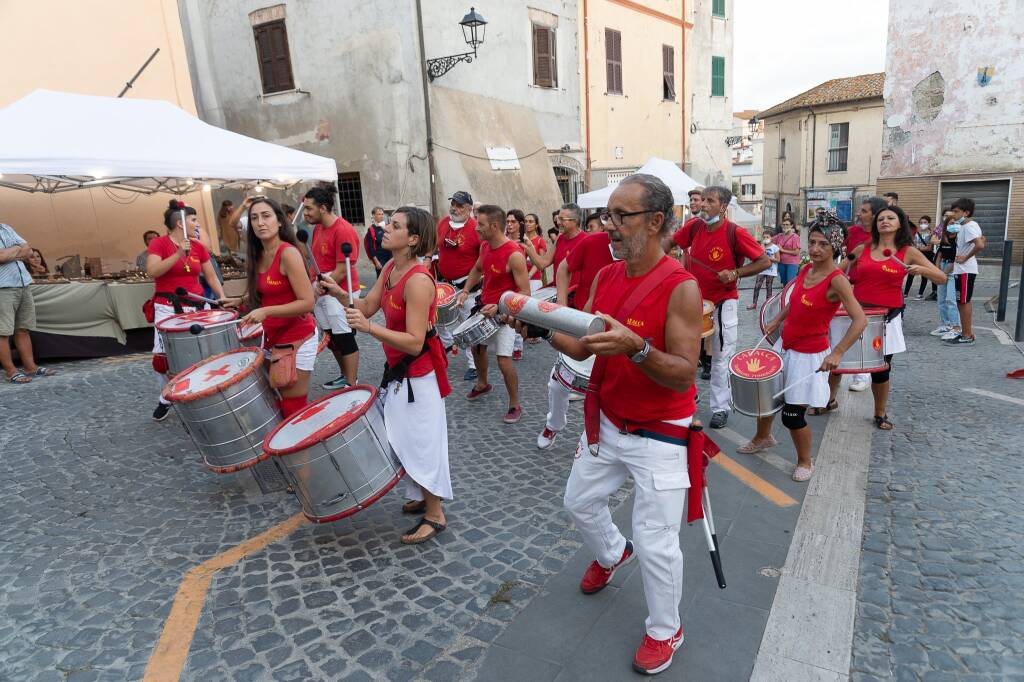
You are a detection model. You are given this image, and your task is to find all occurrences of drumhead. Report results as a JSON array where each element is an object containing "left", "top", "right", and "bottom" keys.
[
  {"left": 559, "top": 353, "right": 595, "bottom": 376},
  {"left": 238, "top": 322, "right": 263, "bottom": 341},
  {"left": 730, "top": 348, "right": 784, "bottom": 380},
  {"left": 435, "top": 283, "right": 457, "bottom": 304},
  {"left": 157, "top": 309, "right": 237, "bottom": 332},
  {"left": 162, "top": 348, "right": 262, "bottom": 402},
  {"left": 532, "top": 286, "right": 557, "bottom": 301},
  {"left": 264, "top": 385, "right": 379, "bottom": 456},
  {"left": 453, "top": 313, "right": 486, "bottom": 334}
]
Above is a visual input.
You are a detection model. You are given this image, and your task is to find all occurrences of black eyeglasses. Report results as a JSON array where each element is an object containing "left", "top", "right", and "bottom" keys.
[{"left": 599, "top": 210, "right": 659, "bottom": 227}]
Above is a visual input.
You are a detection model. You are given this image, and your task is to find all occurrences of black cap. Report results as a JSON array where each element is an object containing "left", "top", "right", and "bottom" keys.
[{"left": 448, "top": 191, "right": 473, "bottom": 206}]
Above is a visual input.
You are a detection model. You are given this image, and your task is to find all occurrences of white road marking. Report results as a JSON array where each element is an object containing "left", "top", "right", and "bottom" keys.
[
  {"left": 962, "top": 387, "right": 1024, "bottom": 406},
  {"left": 974, "top": 326, "right": 1013, "bottom": 345},
  {"left": 717, "top": 426, "right": 795, "bottom": 475}
]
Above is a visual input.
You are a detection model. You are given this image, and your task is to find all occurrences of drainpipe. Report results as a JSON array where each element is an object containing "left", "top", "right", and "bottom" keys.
[
  {"left": 807, "top": 107, "right": 817, "bottom": 221},
  {"left": 414, "top": 0, "right": 438, "bottom": 218},
  {"left": 583, "top": 0, "right": 592, "bottom": 189},
  {"left": 680, "top": 1, "right": 686, "bottom": 171}
]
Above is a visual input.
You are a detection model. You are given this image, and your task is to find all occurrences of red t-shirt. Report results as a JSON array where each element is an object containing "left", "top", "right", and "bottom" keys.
[
  {"left": 528, "top": 235, "right": 548, "bottom": 280},
  {"left": 311, "top": 217, "right": 360, "bottom": 292},
  {"left": 590, "top": 258, "right": 697, "bottom": 422},
  {"left": 480, "top": 240, "right": 522, "bottom": 305},
  {"left": 672, "top": 219, "right": 764, "bottom": 304},
  {"left": 437, "top": 216, "right": 481, "bottom": 281},
  {"left": 782, "top": 265, "right": 844, "bottom": 353},
  {"left": 845, "top": 225, "right": 871, "bottom": 254},
  {"left": 566, "top": 231, "right": 614, "bottom": 310},
  {"left": 257, "top": 244, "right": 316, "bottom": 347},
  {"left": 851, "top": 246, "right": 908, "bottom": 309},
  {"left": 148, "top": 235, "right": 209, "bottom": 302}
]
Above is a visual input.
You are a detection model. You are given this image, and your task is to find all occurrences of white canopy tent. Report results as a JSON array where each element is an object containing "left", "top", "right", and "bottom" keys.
[
  {"left": 0, "top": 90, "right": 337, "bottom": 195},
  {"left": 576, "top": 157, "right": 702, "bottom": 209}
]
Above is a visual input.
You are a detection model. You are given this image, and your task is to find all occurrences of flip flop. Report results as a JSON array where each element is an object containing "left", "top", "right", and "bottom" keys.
[
  {"left": 401, "top": 500, "right": 427, "bottom": 514},
  {"left": 401, "top": 517, "right": 446, "bottom": 545},
  {"left": 8, "top": 372, "right": 31, "bottom": 384},
  {"left": 30, "top": 367, "right": 52, "bottom": 377},
  {"left": 808, "top": 399, "right": 838, "bottom": 416},
  {"left": 873, "top": 415, "right": 894, "bottom": 431},
  {"left": 737, "top": 436, "right": 778, "bottom": 454},
  {"left": 792, "top": 465, "right": 814, "bottom": 482}
]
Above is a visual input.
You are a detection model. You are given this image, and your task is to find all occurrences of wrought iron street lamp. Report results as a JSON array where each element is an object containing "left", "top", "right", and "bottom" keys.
[
  {"left": 747, "top": 115, "right": 760, "bottom": 136},
  {"left": 426, "top": 7, "right": 487, "bottom": 81}
]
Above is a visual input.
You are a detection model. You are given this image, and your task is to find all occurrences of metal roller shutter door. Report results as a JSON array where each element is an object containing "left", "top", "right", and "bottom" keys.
[{"left": 940, "top": 180, "right": 1010, "bottom": 255}]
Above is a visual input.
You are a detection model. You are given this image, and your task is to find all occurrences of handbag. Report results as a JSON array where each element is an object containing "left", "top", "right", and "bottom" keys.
[{"left": 269, "top": 343, "right": 299, "bottom": 389}]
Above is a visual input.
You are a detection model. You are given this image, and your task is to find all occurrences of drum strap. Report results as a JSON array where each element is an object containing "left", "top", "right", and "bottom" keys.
[
  {"left": 379, "top": 328, "right": 451, "bottom": 402},
  {"left": 884, "top": 306, "right": 904, "bottom": 323},
  {"left": 153, "top": 291, "right": 186, "bottom": 314}
]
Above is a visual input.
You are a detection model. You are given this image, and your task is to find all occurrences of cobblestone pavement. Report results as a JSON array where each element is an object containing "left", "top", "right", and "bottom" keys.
[{"left": 850, "top": 274, "right": 1024, "bottom": 681}]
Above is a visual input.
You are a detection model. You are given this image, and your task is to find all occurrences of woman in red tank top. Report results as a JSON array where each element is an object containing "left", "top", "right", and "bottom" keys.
[
  {"left": 523, "top": 212, "right": 548, "bottom": 285},
  {"left": 826, "top": 206, "right": 946, "bottom": 430},
  {"left": 742, "top": 224, "right": 866, "bottom": 481},
  {"left": 320, "top": 207, "right": 453, "bottom": 546},
  {"left": 221, "top": 198, "right": 315, "bottom": 417}
]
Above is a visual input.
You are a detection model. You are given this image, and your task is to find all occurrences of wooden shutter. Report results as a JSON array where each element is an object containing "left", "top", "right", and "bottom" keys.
[
  {"left": 711, "top": 56, "right": 725, "bottom": 97},
  {"left": 253, "top": 19, "right": 294, "bottom": 93},
  {"left": 713, "top": 0, "right": 726, "bottom": 17},
  {"left": 533, "top": 25, "right": 557, "bottom": 88},
  {"left": 605, "top": 28, "right": 622, "bottom": 94},
  {"left": 662, "top": 45, "right": 675, "bottom": 100}
]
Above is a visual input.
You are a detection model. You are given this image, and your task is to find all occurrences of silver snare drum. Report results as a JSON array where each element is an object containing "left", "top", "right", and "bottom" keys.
[
  {"left": 161, "top": 348, "right": 281, "bottom": 473},
  {"left": 157, "top": 309, "right": 240, "bottom": 377},
  {"left": 553, "top": 354, "right": 595, "bottom": 394},
  {"left": 532, "top": 286, "right": 557, "bottom": 303},
  {"left": 729, "top": 348, "right": 785, "bottom": 417},
  {"left": 452, "top": 313, "right": 500, "bottom": 348},
  {"left": 759, "top": 280, "right": 795, "bottom": 346},
  {"left": 435, "top": 283, "right": 461, "bottom": 329},
  {"left": 829, "top": 306, "right": 888, "bottom": 373},
  {"left": 263, "top": 386, "right": 403, "bottom": 523}
]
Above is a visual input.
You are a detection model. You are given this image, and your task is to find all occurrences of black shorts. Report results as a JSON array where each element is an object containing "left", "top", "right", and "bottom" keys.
[{"left": 953, "top": 273, "right": 976, "bottom": 304}]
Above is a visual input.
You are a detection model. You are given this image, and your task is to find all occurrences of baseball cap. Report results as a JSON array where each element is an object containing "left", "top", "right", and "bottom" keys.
[{"left": 449, "top": 191, "right": 473, "bottom": 206}]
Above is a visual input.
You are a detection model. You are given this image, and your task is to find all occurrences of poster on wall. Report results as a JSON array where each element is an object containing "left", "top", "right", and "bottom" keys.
[{"left": 806, "top": 189, "right": 853, "bottom": 223}]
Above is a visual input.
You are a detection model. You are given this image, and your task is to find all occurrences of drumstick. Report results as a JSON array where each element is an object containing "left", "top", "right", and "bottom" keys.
[
  {"left": 771, "top": 369, "right": 825, "bottom": 400},
  {"left": 882, "top": 248, "right": 909, "bottom": 269},
  {"left": 751, "top": 331, "right": 771, "bottom": 353},
  {"left": 295, "top": 230, "right": 322, "bottom": 278},
  {"left": 188, "top": 319, "right": 243, "bottom": 335},
  {"left": 340, "top": 243, "right": 354, "bottom": 308},
  {"left": 175, "top": 287, "right": 222, "bottom": 308},
  {"left": 687, "top": 255, "right": 720, "bottom": 274}
]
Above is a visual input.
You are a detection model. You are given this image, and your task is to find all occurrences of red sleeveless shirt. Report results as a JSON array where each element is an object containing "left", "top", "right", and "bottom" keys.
[
  {"left": 381, "top": 261, "right": 443, "bottom": 378},
  {"left": 480, "top": 240, "right": 522, "bottom": 305},
  {"left": 589, "top": 259, "right": 697, "bottom": 424},
  {"left": 852, "top": 245, "right": 908, "bottom": 309},
  {"left": 782, "top": 265, "right": 844, "bottom": 353},
  {"left": 258, "top": 244, "right": 316, "bottom": 348}
]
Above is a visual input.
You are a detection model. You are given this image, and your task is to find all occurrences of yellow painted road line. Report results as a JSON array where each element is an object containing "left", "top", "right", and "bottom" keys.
[
  {"left": 144, "top": 513, "right": 307, "bottom": 682},
  {"left": 713, "top": 452, "right": 799, "bottom": 507}
]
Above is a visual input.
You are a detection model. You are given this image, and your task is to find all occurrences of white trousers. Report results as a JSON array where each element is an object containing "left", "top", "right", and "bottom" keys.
[
  {"left": 564, "top": 412, "right": 692, "bottom": 640},
  {"left": 436, "top": 292, "right": 477, "bottom": 370},
  {"left": 545, "top": 368, "right": 572, "bottom": 432},
  {"left": 709, "top": 298, "right": 738, "bottom": 413},
  {"left": 152, "top": 302, "right": 197, "bottom": 405}
]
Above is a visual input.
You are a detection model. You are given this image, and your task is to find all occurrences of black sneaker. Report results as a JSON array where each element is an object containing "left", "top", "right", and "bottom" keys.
[
  {"left": 322, "top": 376, "right": 349, "bottom": 390},
  {"left": 152, "top": 402, "right": 171, "bottom": 421},
  {"left": 709, "top": 411, "right": 728, "bottom": 429},
  {"left": 700, "top": 364, "right": 711, "bottom": 381},
  {"left": 944, "top": 334, "right": 975, "bottom": 345}
]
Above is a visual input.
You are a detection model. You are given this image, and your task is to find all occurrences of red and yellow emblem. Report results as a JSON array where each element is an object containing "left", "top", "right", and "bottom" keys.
[
  {"left": 504, "top": 293, "right": 528, "bottom": 315},
  {"left": 709, "top": 246, "right": 725, "bottom": 262},
  {"left": 538, "top": 301, "right": 561, "bottom": 313},
  {"left": 872, "top": 336, "right": 883, "bottom": 352},
  {"left": 435, "top": 283, "right": 456, "bottom": 304},
  {"left": 730, "top": 348, "right": 783, "bottom": 379}
]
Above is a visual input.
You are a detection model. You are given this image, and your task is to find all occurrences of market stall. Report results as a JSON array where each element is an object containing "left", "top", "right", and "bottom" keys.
[{"left": 0, "top": 89, "right": 337, "bottom": 358}]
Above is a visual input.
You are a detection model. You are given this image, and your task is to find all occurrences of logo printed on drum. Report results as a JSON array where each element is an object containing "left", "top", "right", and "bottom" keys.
[
  {"left": 709, "top": 246, "right": 725, "bottom": 262},
  {"left": 872, "top": 336, "right": 883, "bottom": 352},
  {"left": 505, "top": 294, "right": 528, "bottom": 315},
  {"left": 730, "top": 349, "right": 783, "bottom": 379},
  {"left": 203, "top": 365, "right": 231, "bottom": 381},
  {"left": 172, "top": 378, "right": 191, "bottom": 393},
  {"left": 293, "top": 401, "right": 331, "bottom": 423},
  {"left": 537, "top": 301, "right": 560, "bottom": 313}
]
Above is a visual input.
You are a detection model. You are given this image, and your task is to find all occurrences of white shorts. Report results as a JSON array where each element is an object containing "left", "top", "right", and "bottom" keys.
[
  {"left": 481, "top": 324, "right": 517, "bottom": 358},
  {"left": 775, "top": 341, "right": 830, "bottom": 408},
  {"left": 314, "top": 293, "right": 358, "bottom": 335},
  {"left": 152, "top": 302, "right": 198, "bottom": 354},
  {"left": 262, "top": 331, "right": 319, "bottom": 372}
]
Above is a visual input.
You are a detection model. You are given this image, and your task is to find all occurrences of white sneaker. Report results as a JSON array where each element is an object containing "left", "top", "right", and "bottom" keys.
[
  {"left": 941, "top": 330, "right": 961, "bottom": 340},
  {"left": 849, "top": 380, "right": 870, "bottom": 392},
  {"left": 536, "top": 427, "right": 558, "bottom": 449},
  {"left": 930, "top": 325, "right": 951, "bottom": 337}
]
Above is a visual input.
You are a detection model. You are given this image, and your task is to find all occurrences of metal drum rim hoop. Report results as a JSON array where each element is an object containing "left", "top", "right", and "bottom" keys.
[
  {"left": 758, "top": 278, "right": 796, "bottom": 338},
  {"left": 155, "top": 308, "right": 238, "bottom": 332},
  {"left": 262, "top": 384, "right": 381, "bottom": 457},
  {"left": 830, "top": 305, "right": 889, "bottom": 374},
  {"left": 304, "top": 468, "right": 405, "bottom": 524},
  {"left": 161, "top": 346, "right": 265, "bottom": 403}
]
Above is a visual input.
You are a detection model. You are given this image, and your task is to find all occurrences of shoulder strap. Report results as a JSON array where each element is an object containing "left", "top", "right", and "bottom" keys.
[{"left": 612, "top": 257, "right": 678, "bottom": 324}]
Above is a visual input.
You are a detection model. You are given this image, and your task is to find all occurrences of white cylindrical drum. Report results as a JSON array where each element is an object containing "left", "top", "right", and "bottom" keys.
[
  {"left": 162, "top": 347, "right": 281, "bottom": 473},
  {"left": 829, "top": 306, "right": 888, "bottom": 373},
  {"left": 157, "top": 309, "right": 240, "bottom": 377},
  {"left": 729, "top": 348, "right": 785, "bottom": 417},
  {"left": 498, "top": 291, "right": 605, "bottom": 339},
  {"left": 532, "top": 286, "right": 557, "bottom": 303}
]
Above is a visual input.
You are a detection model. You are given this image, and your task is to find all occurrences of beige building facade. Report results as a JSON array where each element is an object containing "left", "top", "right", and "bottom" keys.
[
  {"left": 760, "top": 74, "right": 884, "bottom": 228},
  {"left": 0, "top": 0, "right": 216, "bottom": 272}
]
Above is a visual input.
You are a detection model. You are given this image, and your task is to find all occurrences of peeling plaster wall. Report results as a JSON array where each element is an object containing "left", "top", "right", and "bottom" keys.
[
  {"left": 685, "top": 0, "right": 734, "bottom": 187},
  {"left": 882, "top": 0, "right": 1024, "bottom": 177}
]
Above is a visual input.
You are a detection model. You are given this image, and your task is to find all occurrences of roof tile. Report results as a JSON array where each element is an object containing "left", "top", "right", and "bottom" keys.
[{"left": 758, "top": 73, "right": 884, "bottom": 119}]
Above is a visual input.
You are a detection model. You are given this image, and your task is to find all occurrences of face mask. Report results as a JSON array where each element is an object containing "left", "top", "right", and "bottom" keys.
[
  {"left": 947, "top": 224, "right": 960, "bottom": 234},
  {"left": 919, "top": 223, "right": 929, "bottom": 230},
  {"left": 704, "top": 214, "right": 720, "bottom": 225},
  {"left": 955, "top": 217, "right": 965, "bottom": 225}
]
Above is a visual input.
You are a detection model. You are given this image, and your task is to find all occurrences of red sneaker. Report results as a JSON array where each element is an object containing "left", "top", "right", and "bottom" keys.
[
  {"left": 466, "top": 383, "right": 493, "bottom": 400},
  {"left": 580, "top": 540, "right": 634, "bottom": 594},
  {"left": 512, "top": 349, "right": 523, "bottom": 361},
  {"left": 632, "top": 627, "right": 684, "bottom": 675}
]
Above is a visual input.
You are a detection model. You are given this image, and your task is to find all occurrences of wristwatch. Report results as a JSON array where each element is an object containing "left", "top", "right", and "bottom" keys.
[{"left": 629, "top": 338, "right": 652, "bottom": 364}]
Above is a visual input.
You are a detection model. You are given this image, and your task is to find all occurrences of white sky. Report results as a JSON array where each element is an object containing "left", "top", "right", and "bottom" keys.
[{"left": 733, "top": 0, "right": 889, "bottom": 112}]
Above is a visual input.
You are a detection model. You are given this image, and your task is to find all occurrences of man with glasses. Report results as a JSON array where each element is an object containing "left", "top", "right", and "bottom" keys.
[
  {"left": 672, "top": 186, "right": 770, "bottom": 429},
  {"left": 538, "top": 174, "right": 703, "bottom": 675},
  {"left": 435, "top": 190, "right": 481, "bottom": 380},
  {"left": 523, "top": 203, "right": 587, "bottom": 293}
]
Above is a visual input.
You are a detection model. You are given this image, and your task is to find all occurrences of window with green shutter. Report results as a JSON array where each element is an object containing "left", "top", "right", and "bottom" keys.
[
  {"left": 711, "top": 56, "right": 725, "bottom": 97},
  {"left": 712, "top": 0, "right": 726, "bottom": 17}
]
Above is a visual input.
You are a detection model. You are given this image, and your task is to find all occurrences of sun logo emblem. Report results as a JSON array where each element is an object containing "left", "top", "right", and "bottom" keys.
[{"left": 709, "top": 246, "right": 724, "bottom": 262}]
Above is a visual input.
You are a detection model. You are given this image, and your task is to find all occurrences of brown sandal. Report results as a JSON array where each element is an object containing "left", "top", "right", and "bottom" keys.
[
  {"left": 401, "top": 517, "right": 446, "bottom": 545},
  {"left": 809, "top": 399, "right": 838, "bottom": 416},
  {"left": 401, "top": 500, "right": 426, "bottom": 514}
]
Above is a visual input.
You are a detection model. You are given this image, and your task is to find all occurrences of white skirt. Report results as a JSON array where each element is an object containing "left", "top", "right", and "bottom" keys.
[
  {"left": 884, "top": 312, "right": 906, "bottom": 355},
  {"left": 775, "top": 340, "right": 831, "bottom": 408},
  {"left": 380, "top": 372, "right": 453, "bottom": 501}
]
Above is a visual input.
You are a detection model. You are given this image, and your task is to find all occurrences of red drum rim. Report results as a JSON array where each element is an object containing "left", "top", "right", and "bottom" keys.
[
  {"left": 156, "top": 309, "right": 238, "bottom": 332},
  {"left": 831, "top": 365, "right": 888, "bottom": 374},
  {"left": 161, "top": 347, "right": 264, "bottom": 403},
  {"left": 316, "top": 331, "right": 330, "bottom": 355},
  {"left": 304, "top": 468, "right": 405, "bottom": 523},
  {"left": 205, "top": 452, "right": 269, "bottom": 474},
  {"left": 435, "top": 283, "right": 457, "bottom": 304},
  {"left": 835, "top": 305, "right": 889, "bottom": 317},
  {"left": 729, "top": 348, "right": 784, "bottom": 380},
  {"left": 263, "top": 384, "right": 381, "bottom": 457},
  {"left": 238, "top": 322, "right": 263, "bottom": 342}
]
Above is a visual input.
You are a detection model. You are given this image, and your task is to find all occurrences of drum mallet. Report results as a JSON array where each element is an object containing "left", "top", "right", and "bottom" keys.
[
  {"left": 882, "top": 249, "right": 910, "bottom": 269},
  {"left": 188, "top": 318, "right": 243, "bottom": 335},
  {"left": 295, "top": 230, "right": 323, "bottom": 279},
  {"left": 340, "top": 243, "right": 354, "bottom": 308},
  {"left": 771, "top": 369, "right": 826, "bottom": 400},
  {"left": 175, "top": 287, "right": 222, "bottom": 308}
]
